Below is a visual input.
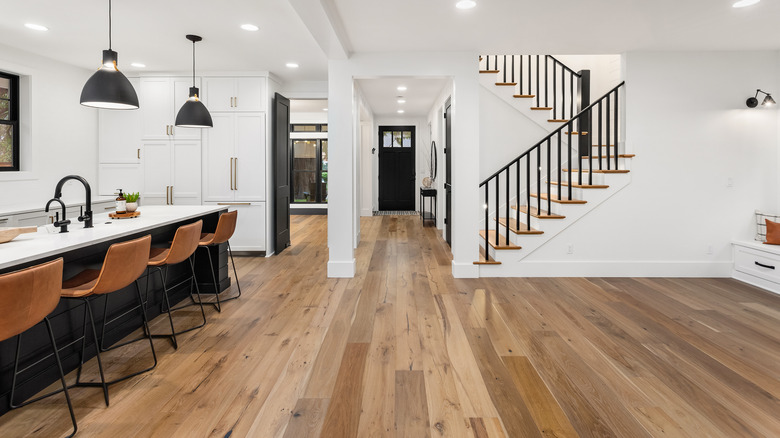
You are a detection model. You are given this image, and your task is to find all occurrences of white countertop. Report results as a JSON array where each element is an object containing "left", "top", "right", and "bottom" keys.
[
  {"left": 0, "top": 205, "right": 225, "bottom": 271},
  {"left": 0, "top": 196, "right": 117, "bottom": 217}
]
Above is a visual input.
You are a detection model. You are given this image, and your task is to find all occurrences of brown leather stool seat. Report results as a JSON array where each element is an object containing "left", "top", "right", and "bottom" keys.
[
  {"left": 59, "top": 234, "right": 155, "bottom": 407},
  {"left": 195, "top": 210, "right": 241, "bottom": 312},
  {"left": 144, "top": 220, "right": 206, "bottom": 349},
  {"left": 1, "top": 258, "right": 77, "bottom": 437}
]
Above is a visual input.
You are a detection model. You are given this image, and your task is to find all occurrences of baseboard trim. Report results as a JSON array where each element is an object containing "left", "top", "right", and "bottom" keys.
[
  {"left": 328, "top": 259, "right": 356, "bottom": 278},
  {"left": 452, "top": 261, "right": 480, "bottom": 278},
  {"left": 478, "top": 261, "right": 733, "bottom": 278}
]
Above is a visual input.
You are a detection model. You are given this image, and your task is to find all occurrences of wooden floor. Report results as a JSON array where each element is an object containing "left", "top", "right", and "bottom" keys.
[{"left": 1, "top": 215, "right": 780, "bottom": 437}]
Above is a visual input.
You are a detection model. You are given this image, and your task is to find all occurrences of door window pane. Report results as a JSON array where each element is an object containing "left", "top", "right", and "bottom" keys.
[
  {"left": 383, "top": 131, "right": 393, "bottom": 148},
  {"left": 402, "top": 131, "right": 412, "bottom": 147},
  {"left": 0, "top": 77, "right": 9, "bottom": 121},
  {"left": 293, "top": 140, "right": 317, "bottom": 171},
  {"left": 321, "top": 140, "right": 328, "bottom": 202}
]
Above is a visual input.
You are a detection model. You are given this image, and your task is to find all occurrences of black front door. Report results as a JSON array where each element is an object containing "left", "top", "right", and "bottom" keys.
[
  {"left": 444, "top": 99, "right": 452, "bottom": 246},
  {"left": 378, "top": 126, "right": 415, "bottom": 211},
  {"left": 273, "top": 93, "right": 291, "bottom": 254}
]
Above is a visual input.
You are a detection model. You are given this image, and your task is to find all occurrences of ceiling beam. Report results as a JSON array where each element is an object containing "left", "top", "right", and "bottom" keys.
[{"left": 288, "top": 0, "right": 352, "bottom": 60}]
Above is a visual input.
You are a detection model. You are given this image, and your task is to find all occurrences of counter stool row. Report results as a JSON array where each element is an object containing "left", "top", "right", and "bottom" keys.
[{"left": 0, "top": 210, "right": 241, "bottom": 437}]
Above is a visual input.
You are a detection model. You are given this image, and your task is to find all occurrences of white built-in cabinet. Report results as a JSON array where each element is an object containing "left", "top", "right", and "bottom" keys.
[
  {"left": 97, "top": 77, "right": 143, "bottom": 197},
  {"left": 140, "top": 77, "right": 202, "bottom": 140},
  {"left": 203, "top": 77, "right": 265, "bottom": 112}
]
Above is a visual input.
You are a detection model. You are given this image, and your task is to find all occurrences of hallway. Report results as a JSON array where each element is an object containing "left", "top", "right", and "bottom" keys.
[{"left": 1, "top": 214, "right": 779, "bottom": 437}]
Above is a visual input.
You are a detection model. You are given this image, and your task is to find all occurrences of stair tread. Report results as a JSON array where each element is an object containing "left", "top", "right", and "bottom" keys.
[
  {"left": 479, "top": 230, "right": 522, "bottom": 250},
  {"left": 548, "top": 119, "right": 569, "bottom": 123},
  {"left": 550, "top": 181, "right": 609, "bottom": 189},
  {"left": 530, "top": 107, "right": 554, "bottom": 110},
  {"left": 513, "top": 94, "right": 535, "bottom": 98},
  {"left": 474, "top": 250, "right": 502, "bottom": 265},
  {"left": 496, "top": 217, "right": 544, "bottom": 235},
  {"left": 495, "top": 82, "right": 517, "bottom": 86},
  {"left": 530, "top": 193, "right": 587, "bottom": 204},
  {"left": 563, "top": 168, "right": 630, "bottom": 174},
  {"left": 582, "top": 154, "right": 635, "bottom": 159},
  {"left": 480, "top": 70, "right": 500, "bottom": 74},
  {"left": 512, "top": 205, "right": 566, "bottom": 219}
]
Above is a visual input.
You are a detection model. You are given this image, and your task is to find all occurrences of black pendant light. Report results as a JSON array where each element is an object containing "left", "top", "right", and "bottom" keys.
[
  {"left": 175, "top": 35, "right": 213, "bottom": 128},
  {"left": 80, "top": 0, "right": 139, "bottom": 110}
]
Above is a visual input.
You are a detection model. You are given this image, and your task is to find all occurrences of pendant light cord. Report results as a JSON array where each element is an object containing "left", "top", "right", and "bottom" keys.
[
  {"left": 192, "top": 41, "right": 196, "bottom": 87},
  {"left": 108, "top": 0, "right": 112, "bottom": 50}
]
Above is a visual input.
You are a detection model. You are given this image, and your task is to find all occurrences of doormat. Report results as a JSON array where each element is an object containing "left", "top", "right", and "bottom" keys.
[{"left": 373, "top": 210, "right": 419, "bottom": 216}]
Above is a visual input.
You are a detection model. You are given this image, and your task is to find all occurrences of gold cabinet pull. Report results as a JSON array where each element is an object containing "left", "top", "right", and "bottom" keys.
[
  {"left": 170, "top": 186, "right": 173, "bottom": 204},
  {"left": 137, "top": 148, "right": 140, "bottom": 159},
  {"left": 233, "top": 157, "right": 238, "bottom": 190}
]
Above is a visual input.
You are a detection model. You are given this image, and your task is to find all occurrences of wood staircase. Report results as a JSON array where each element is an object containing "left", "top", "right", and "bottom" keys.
[{"left": 475, "top": 55, "right": 631, "bottom": 271}]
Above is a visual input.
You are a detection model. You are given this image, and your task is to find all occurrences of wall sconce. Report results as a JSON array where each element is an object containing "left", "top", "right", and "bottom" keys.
[{"left": 746, "top": 89, "right": 776, "bottom": 108}]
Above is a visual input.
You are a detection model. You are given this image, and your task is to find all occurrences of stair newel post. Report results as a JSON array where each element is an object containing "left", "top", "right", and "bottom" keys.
[
  {"left": 567, "top": 126, "right": 573, "bottom": 200},
  {"left": 613, "top": 87, "right": 619, "bottom": 170},
  {"left": 576, "top": 70, "right": 591, "bottom": 158},
  {"left": 598, "top": 102, "right": 603, "bottom": 170},
  {"left": 505, "top": 168, "right": 510, "bottom": 245},
  {"left": 546, "top": 138, "right": 552, "bottom": 214},
  {"left": 606, "top": 93, "right": 612, "bottom": 170},
  {"left": 536, "top": 55, "right": 541, "bottom": 108},
  {"left": 557, "top": 133, "right": 562, "bottom": 202},
  {"left": 526, "top": 157, "right": 531, "bottom": 229},
  {"left": 484, "top": 183, "right": 489, "bottom": 261}
]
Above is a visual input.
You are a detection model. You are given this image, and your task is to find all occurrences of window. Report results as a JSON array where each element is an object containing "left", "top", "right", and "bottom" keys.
[
  {"left": 292, "top": 139, "right": 328, "bottom": 203},
  {"left": 382, "top": 129, "right": 412, "bottom": 148},
  {"left": 0, "top": 71, "right": 19, "bottom": 171},
  {"left": 291, "top": 124, "right": 328, "bottom": 133}
]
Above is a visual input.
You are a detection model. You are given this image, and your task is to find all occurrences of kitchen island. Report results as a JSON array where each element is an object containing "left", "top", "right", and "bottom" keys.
[{"left": 0, "top": 205, "right": 229, "bottom": 414}]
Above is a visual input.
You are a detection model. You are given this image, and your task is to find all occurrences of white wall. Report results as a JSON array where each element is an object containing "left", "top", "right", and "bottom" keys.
[
  {"left": 521, "top": 51, "right": 779, "bottom": 276},
  {"left": 0, "top": 43, "right": 98, "bottom": 209},
  {"left": 555, "top": 54, "right": 622, "bottom": 100}
]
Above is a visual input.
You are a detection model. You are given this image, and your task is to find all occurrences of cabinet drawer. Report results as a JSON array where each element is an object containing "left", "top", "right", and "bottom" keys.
[{"left": 734, "top": 245, "right": 780, "bottom": 283}]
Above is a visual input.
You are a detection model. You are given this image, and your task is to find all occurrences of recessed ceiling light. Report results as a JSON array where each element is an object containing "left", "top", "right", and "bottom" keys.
[
  {"left": 397, "top": 86, "right": 407, "bottom": 91},
  {"left": 131, "top": 62, "right": 146, "bottom": 68},
  {"left": 456, "top": 0, "right": 476, "bottom": 9},
  {"left": 286, "top": 62, "right": 299, "bottom": 68},
  {"left": 241, "top": 24, "right": 259, "bottom": 31},
  {"left": 397, "top": 109, "right": 405, "bottom": 114},
  {"left": 323, "top": 108, "right": 328, "bottom": 111},
  {"left": 24, "top": 23, "right": 48, "bottom": 31},
  {"left": 397, "top": 99, "right": 406, "bottom": 104},
  {"left": 733, "top": 0, "right": 759, "bottom": 7}
]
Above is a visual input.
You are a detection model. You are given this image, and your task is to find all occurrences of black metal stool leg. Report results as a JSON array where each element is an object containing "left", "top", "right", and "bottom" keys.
[
  {"left": 44, "top": 317, "right": 78, "bottom": 438},
  {"left": 189, "top": 256, "right": 207, "bottom": 327},
  {"left": 158, "top": 266, "right": 178, "bottom": 349},
  {"left": 204, "top": 246, "right": 222, "bottom": 312},
  {"left": 83, "top": 299, "right": 109, "bottom": 406},
  {"left": 228, "top": 241, "right": 241, "bottom": 299},
  {"left": 136, "top": 279, "right": 158, "bottom": 370},
  {"left": 9, "top": 334, "right": 23, "bottom": 409}
]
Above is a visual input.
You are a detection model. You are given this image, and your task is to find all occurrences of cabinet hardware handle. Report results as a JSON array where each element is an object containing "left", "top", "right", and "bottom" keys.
[
  {"left": 230, "top": 97, "right": 234, "bottom": 107},
  {"left": 170, "top": 186, "right": 173, "bottom": 204},
  {"left": 0, "top": 218, "right": 8, "bottom": 223},
  {"left": 166, "top": 186, "right": 170, "bottom": 205},
  {"left": 170, "top": 125, "right": 174, "bottom": 137},
  {"left": 104, "top": 206, "right": 114, "bottom": 210},
  {"left": 166, "top": 125, "right": 169, "bottom": 135},
  {"left": 49, "top": 216, "right": 54, "bottom": 224},
  {"left": 229, "top": 158, "right": 233, "bottom": 190},
  {"left": 137, "top": 148, "right": 141, "bottom": 159},
  {"left": 234, "top": 96, "right": 238, "bottom": 108},
  {"left": 755, "top": 261, "right": 775, "bottom": 270},
  {"left": 217, "top": 202, "right": 250, "bottom": 206},
  {"left": 234, "top": 157, "right": 238, "bottom": 190}
]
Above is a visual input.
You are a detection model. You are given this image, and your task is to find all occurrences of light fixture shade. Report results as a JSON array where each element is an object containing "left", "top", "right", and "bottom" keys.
[
  {"left": 175, "top": 87, "right": 213, "bottom": 127},
  {"left": 80, "top": 50, "right": 139, "bottom": 109},
  {"left": 762, "top": 94, "right": 776, "bottom": 106}
]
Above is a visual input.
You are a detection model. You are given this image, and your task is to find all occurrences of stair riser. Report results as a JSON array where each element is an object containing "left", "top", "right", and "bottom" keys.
[
  {"left": 577, "top": 158, "right": 632, "bottom": 171},
  {"left": 561, "top": 172, "right": 607, "bottom": 185}
]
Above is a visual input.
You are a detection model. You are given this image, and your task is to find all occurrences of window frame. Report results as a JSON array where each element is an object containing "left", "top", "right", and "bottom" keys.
[{"left": 0, "top": 71, "right": 20, "bottom": 172}]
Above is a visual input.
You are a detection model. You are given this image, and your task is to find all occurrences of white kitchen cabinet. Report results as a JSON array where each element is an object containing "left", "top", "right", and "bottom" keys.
[
  {"left": 203, "top": 77, "right": 265, "bottom": 112},
  {"left": 140, "top": 77, "right": 202, "bottom": 141},
  {"left": 202, "top": 112, "right": 265, "bottom": 202},
  {"left": 142, "top": 140, "right": 201, "bottom": 206},
  {"left": 204, "top": 202, "right": 266, "bottom": 252},
  {"left": 99, "top": 77, "right": 142, "bottom": 164},
  {"left": 15, "top": 210, "right": 54, "bottom": 227},
  {"left": 98, "top": 164, "right": 143, "bottom": 197}
]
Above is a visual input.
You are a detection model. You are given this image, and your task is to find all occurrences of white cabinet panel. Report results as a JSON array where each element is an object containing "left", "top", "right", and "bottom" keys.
[
  {"left": 205, "top": 202, "right": 265, "bottom": 252},
  {"left": 203, "top": 78, "right": 234, "bottom": 112},
  {"left": 98, "top": 164, "right": 143, "bottom": 197},
  {"left": 236, "top": 78, "right": 265, "bottom": 112},
  {"left": 234, "top": 113, "right": 266, "bottom": 201},
  {"left": 142, "top": 141, "right": 172, "bottom": 205},
  {"left": 99, "top": 78, "right": 141, "bottom": 164},
  {"left": 172, "top": 141, "right": 201, "bottom": 205},
  {"left": 15, "top": 211, "right": 53, "bottom": 227},
  {"left": 202, "top": 114, "right": 235, "bottom": 202},
  {"left": 140, "top": 78, "right": 172, "bottom": 140}
]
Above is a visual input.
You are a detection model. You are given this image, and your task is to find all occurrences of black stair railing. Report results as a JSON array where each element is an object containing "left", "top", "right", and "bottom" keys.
[
  {"left": 479, "top": 82, "right": 625, "bottom": 260},
  {"left": 482, "top": 55, "right": 587, "bottom": 121}
]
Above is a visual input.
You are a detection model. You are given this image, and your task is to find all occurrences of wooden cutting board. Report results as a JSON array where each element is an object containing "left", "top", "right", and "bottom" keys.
[
  {"left": 0, "top": 227, "right": 37, "bottom": 244},
  {"left": 109, "top": 211, "right": 141, "bottom": 219}
]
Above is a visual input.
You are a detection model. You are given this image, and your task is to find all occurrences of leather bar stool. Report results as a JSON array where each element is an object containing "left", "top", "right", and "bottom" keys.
[
  {"left": 196, "top": 210, "right": 241, "bottom": 312},
  {"left": 146, "top": 220, "right": 206, "bottom": 349},
  {"left": 1, "top": 258, "right": 78, "bottom": 438},
  {"left": 60, "top": 234, "right": 155, "bottom": 407}
]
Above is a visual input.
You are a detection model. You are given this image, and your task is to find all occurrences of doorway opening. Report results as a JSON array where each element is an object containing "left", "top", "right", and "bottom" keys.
[
  {"left": 378, "top": 126, "right": 416, "bottom": 211},
  {"left": 289, "top": 99, "right": 328, "bottom": 215}
]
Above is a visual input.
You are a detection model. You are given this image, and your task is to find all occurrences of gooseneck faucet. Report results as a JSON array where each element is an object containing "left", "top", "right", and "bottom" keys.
[
  {"left": 54, "top": 175, "right": 93, "bottom": 228},
  {"left": 45, "top": 197, "right": 70, "bottom": 233}
]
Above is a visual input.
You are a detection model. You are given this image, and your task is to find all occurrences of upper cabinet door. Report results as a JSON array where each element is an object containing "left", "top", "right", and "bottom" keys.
[
  {"left": 171, "top": 77, "right": 202, "bottom": 140},
  {"left": 99, "top": 78, "right": 141, "bottom": 163},
  {"left": 140, "top": 78, "right": 173, "bottom": 140},
  {"left": 234, "top": 112, "right": 266, "bottom": 201},
  {"left": 203, "top": 78, "right": 235, "bottom": 112},
  {"left": 235, "top": 78, "right": 266, "bottom": 112}
]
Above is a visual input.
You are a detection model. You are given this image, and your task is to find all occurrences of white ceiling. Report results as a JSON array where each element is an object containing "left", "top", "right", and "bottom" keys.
[
  {"left": 356, "top": 78, "right": 450, "bottom": 117},
  {"left": 0, "top": 0, "right": 328, "bottom": 82}
]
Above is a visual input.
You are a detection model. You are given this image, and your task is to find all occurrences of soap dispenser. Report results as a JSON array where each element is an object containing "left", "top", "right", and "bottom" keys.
[{"left": 116, "top": 189, "right": 127, "bottom": 214}]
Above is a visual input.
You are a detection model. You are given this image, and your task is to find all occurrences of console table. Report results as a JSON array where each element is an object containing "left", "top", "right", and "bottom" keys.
[{"left": 420, "top": 188, "right": 437, "bottom": 226}]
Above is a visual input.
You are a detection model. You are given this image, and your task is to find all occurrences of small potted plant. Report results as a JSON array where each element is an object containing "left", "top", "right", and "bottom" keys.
[{"left": 125, "top": 192, "right": 140, "bottom": 212}]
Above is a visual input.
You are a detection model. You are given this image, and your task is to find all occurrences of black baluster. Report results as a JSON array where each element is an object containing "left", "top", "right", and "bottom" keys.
[
  {"left": 511, "top": 55, "right": 515, "bottom": 85},
  {"left": 567, "top": 125, "right": 573, "bottom": 200},
  {"left": 598, "top": 102, "right": 603, "bottom": 171},
  {"left": 546, "top": 138, "right": 552, "bottom": 214},
  {"left": 519, "top": 56, "right": 524, "bottom": 95},
  {"left": 484, "top": 183, "right": 489, "bottom": 260},
  {"left": 588, "top": 109, "right": 593, "bottom": 185},
  {"left": 503, "top": 55, "right": 507, "bottom": 83},
  {"left": 536, "top": 55, "right": 540, "bottom": 108},
  {"left": 516, "top": 160, "right": 521, "bottom": 230},
  {"left": 527, "top": 56, "right": 532, "bottom": 98},
  {"left": 562, "top": 71, "right": 566, "bottom": 120},
  {"left": 606, "top": 94, "right": 611, "bottom": 171},
  {"left": 505, "top": 169, "right": 509, "bottom": 245},
  {"left": 614, "top": 87, "right": 619, "bottom": 171},
  {"left": 553, "top": 63, "right": 557, "bottom": 120},
  {"left": 570, "top": 74, "right": 574, "bottom": 119},
  {"left": 526, "top": 156, "right": 531, "bottom": 229},
  {"left": 495, "top": 177, "right": 499, "bottom": 247},
  {"left": 536, "top": 146, "right": 541, "bottom": 215},
  {"left": 557, "top": 133, "right": 562, "bottom": 201},
  {"left": 544, "top": 56, "right": 548, "bottom": 109}
]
